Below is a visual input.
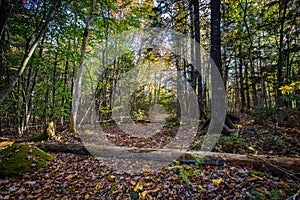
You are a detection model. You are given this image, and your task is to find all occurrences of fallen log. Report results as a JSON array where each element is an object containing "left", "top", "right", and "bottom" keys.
[
  {"left": 36, "top": 143, "right": 300, "bottom": 172},
  {"left": 37, "top": 143, "right": 91, "bottom": 155}
]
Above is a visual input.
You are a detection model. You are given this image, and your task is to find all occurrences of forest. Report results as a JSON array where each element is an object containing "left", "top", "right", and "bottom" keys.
[{"left": 0, "top": 0, "right": 299, "bottom": 199}]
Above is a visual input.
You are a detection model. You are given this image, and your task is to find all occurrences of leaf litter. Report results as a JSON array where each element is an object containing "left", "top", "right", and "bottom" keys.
[{"left": 0, "top": 120, "right": 299, "bottom": 199}]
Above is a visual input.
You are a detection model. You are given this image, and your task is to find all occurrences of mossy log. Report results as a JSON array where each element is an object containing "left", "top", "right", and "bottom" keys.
[
  {"left": 37, "top": 143, "right": 91, "bottom": 155},
  {"left": 36, "top": 143, "right": 300, "bottom": 172}
]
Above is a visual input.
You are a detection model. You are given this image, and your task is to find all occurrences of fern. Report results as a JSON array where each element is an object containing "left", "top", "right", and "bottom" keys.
[
  {"left": 191, "top": 153, "right": 204, "bottom": 166},
  {"left": 179, "top": 170, "right": 191, "bottom": 185},
  {"left": 169, "top": 163, "right": 191, "bottom": 185}
]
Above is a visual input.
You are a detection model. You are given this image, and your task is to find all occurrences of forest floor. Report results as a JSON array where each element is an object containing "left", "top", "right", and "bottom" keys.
[{"left": 0, "top": 116, "right": 300, "bottom": 199}]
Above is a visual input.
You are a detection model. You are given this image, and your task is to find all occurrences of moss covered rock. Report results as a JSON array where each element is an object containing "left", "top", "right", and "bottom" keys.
[{"left": 0, "top": 143, "right": 54, "bottom": 178}]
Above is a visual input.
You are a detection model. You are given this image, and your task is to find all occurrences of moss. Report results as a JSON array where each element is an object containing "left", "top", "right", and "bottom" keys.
[
  {"left": 0, "top": 143, "right": 54, "bottom": 178},
  {"left": 249, "top": 170, "right": 266, "bottom": 177},
  {"left": 28, "top": 132, "right": 48, "bottom": 142}
]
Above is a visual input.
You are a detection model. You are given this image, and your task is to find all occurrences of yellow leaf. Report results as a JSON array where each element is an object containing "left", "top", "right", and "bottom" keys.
[
  {"left": 95, "top": 183, "right": 101, "bottom": 190},
  {"left": 248, "top": 146, "right": 255, "bottom": 151},
  {"left": 134, "top": 182, "right": 143, "bottom": 192},
  {"left": 140, "top": 191, "right": 147, "bottom": 199},
  {"left": 85, "top": 193, "right": 89, "bottom": 199},
  {"left": 279, "top": 85, "right": 293, "bottom": 94},
  {"left": 253, "top": 174, "right": 264, "bottom": 180},
  {"left": 110, "top": 175, "right": 116, "bottom": 179},
  {"left": 51, "top": 166, "right": 59, "bottom": 173},
  {"left": 248, "top": 175, "right": 263, "bottom": 181},
  {"left": 212, "top": 178, "right": 222, "bottom": 187},
  {"left": 197, "top": 185, "right": 204, "bottom": 190},
  {"left": 247, "top": 176, "right": 258, "bottom": 181}
]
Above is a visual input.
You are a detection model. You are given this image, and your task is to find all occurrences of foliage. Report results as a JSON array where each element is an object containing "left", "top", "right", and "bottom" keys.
[
  {"left": 253, "top": 104, "right": 277, "bottom": 125},
  {"left": 164, "top": 116, "right": 180, "bottom": 128},
  {"left": 0, "top": 0, "right": 298, "bottom": 133},
  {"left": 279, "top": 85, "right": 293, "bottom": 95},
  {"left": 0, "top": 0, "right": 153, "bottom": 132},
  {"left": 168, "top": 161, "right": 191, "bottom": 185},
  {"left": 280, "top": 81, "right": 300, "bottom": 105},
  {"left": 190, "top": 153, "right": 204, "bottom": 166},
  {"left": 218, "top": 135, "right": 248, "bottom": 153},
  {"left": 0, "top": 0, "right": 299, "bottom": 198},
  {"left": 169, "top": 154, "right": 204, "bottom": 185}
]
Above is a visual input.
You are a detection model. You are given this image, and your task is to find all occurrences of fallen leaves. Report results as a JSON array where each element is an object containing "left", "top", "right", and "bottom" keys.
[
  {"left": 140, "top": 190, "right": 147, "bottom": 199},
  {"left": 208, "top": 122, "right": 300, "bottom": 157},
  {"left": 247, "top": 174, "right": 263, "bottom": 182},
  {"left": 51, "top": 165, "right": 59, "bottom": 173},
  {"left": 134, "top": 181, "right": 143, "bottom": 192},
  {"left": 0, "top": 121, "right": 299, "bottom": 199},
  {"left": 0, "top": 152, "right": 298, "bottom": 199},
  {"left": 197, "top": 184, "right": 204, "bottom": 190},
  {"left": 0, "top": 141, "right": 14, "bottom": 150}
]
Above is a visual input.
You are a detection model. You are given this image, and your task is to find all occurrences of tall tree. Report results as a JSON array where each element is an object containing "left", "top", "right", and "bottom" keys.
[
  {"left": 193, "top": 0, "right": 204, "bottom": 116},
  {"left": 210, "top": 0, "right": 222, "bottom": 76},
  {"left": 70, "top": 0, "right": 95, "bottom": 133},
  {"left": 0, "top": 0, "right": 62, "bottom": 104},
  {"left": 277, "top": 0, "right": 289, "bottom": 108}
]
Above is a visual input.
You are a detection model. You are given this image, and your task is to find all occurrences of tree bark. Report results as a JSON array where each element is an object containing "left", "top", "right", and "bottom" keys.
[
  {"left": 71, "top": 0, "right": 95, "bottom": 133},
  {"left": 0, "top": 0, "right": 8, "bottom": 39},
  {"left": 277, "top": 0, "right": 288, "bottom": 110},
  {"left": 192, "top": 0, "right": 204, "bottom": 117},
  {"left": 210, "top": 0, "right": 222, "bottom": 76},
  {"left": 239, "top": 54, "right": 246, "bottom": 112}
]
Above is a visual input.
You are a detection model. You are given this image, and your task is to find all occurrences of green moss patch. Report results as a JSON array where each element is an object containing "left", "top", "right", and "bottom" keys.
[{"left": 0, "top": 143, "right": 54, "bottom": 178}]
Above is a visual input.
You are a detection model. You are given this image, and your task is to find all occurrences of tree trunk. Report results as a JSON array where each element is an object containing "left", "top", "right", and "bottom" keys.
[
  {"left": 276, "top": 0, "right": 289, "bottom": 126},
  {"left": 71, "top": 0, "right": 95, "bottom": 133},
  {"left": 61, "top": 42, "right": 69, "bottom": 124},
  {"left": 210, "top": 0, "right": 222, "bottom": 76},
  {"left": 234, "top": 49, "right": 240, "bottom": 112},
  {"left": 51, "top": 50, "right": 58, "bottom": 119},
  {"left": 0, "top": 0, "right": 7, "bottom": 80},
  {"left": 193, "top": 0, "right": 204, "bottom": 117},
  {"left": 245, "top": 63, "right": 251, "bottom": 110},
  {"left": 0, "top": 0, "right": 8, "bottom": 39},
  {"left": 277, "top": 0, "right": 288, "bottom": 109},
  {"left": 239, "top": 55, "right": 246, "bottom": 112}
]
